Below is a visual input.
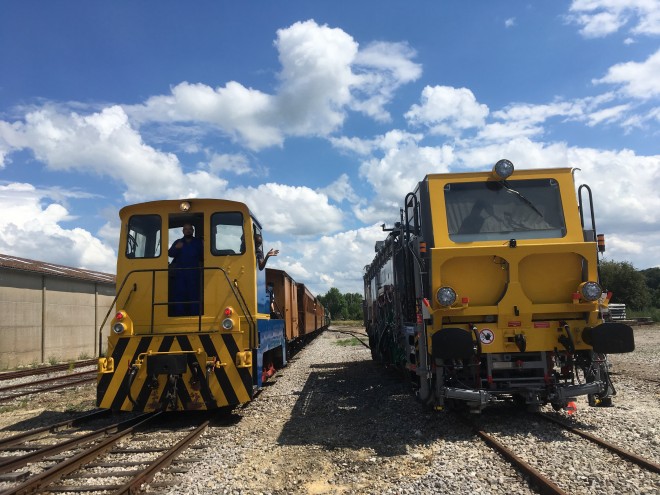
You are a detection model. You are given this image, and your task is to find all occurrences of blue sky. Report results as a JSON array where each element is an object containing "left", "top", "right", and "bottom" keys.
[{"left": 1, "top": 1, "right": 659, "bottom": 295}]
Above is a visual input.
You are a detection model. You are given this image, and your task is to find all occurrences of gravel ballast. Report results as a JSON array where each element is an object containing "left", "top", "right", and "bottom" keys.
[{"left": 0, "top": 324, "right": 658, "bottom": 494}]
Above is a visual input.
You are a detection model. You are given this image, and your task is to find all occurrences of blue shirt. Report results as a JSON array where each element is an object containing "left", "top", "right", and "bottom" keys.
[{"left": 168, "top": 237, "right": 203, "bottom": 268}]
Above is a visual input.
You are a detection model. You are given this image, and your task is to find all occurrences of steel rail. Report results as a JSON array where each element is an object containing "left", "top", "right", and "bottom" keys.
[
  {"left": 539, "top": 412, "right": 660, "bottom": 474},
  {"left": 0, "top": 369, "right": 97, "bottom": 393},
  {"left": 472, "top": 426, "right": 569, "bottom": 495},
  {"left": 111, "top": 420, "right": 209, "bottom": 494},
  {"left": 1, "top": 413, "right": 159, "bottom": 495},
  {"left": 0, "top": 359, "right": 98, "bottom": 382},
  {"left": 0, "top": 374, "right": 96, "bottom": 404},
  {"left": 0, "top": 413, "right": 151, "bottom": 474},
  {"left": 0, "top": 409, "right": 110, "bottom": 449}
]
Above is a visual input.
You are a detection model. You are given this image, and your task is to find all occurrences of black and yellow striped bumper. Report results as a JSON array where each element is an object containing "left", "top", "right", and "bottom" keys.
[{"left": 97, "top": 333, "right": 253, "bottom": 412}]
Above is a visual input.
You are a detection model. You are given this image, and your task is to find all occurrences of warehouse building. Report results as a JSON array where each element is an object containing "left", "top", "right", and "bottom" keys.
[{"left": 0, "top": 253, "right": 115, "bottom": 369}]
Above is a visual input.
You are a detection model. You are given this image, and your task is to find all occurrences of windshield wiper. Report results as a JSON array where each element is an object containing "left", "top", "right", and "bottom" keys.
[{"left": 500, "top": 180, "right": 544, "bottom": 218}]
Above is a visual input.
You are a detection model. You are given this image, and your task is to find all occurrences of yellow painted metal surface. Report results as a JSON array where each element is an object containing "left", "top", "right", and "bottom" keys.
[
  {"left": 424, "top": 168, "right": 601, "bottom": 354},
  {"left": 98, "top": 198, "right": 263, "bottom": 411}
]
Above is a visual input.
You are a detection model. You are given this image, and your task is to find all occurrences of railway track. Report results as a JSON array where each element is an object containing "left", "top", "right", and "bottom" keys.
[
  {"left": 0, "top": 412, "right": 208, "bottom": 494},
  {"left": 0, "top": 360, "right": 98, "bottom": 383},
  {"left": 0, "top": 370, "right": 97, "bottom": 404},
  {"left": 466, "top": 411, "right": 660, "bottom": 494}
]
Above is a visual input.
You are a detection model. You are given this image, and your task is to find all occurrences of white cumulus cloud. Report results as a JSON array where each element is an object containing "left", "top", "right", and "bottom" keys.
[
  {"left": 568, "top": 0, "right": 660, "bottom": 38},
  {"left": 0, "top": 183, "right": 116, "bottom": 273},
  {"left": 226, "top": 183, "right": 344, "bottom": 236},
  {"left": 405, "top": 86, "right": 489, "bottom": 136},
  {"left": 593, "top": 48, "right": 660, "bottom": 99}
]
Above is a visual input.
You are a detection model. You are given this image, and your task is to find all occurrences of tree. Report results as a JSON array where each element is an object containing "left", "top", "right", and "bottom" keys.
[
  {"left": 344, "top": 292, "right": 364, "bottom": 320},
  {"left": 640, "top": 268, "right": 660, "bottom": 307},
  {"left": 317, "top": 289, "right": 365, "bottom": 320},
  {"left": 599, "top": 260, "right": 651, "bottom": 310},
  {"left": 318, "top": 287, "right": 347, "bottom": 320}
]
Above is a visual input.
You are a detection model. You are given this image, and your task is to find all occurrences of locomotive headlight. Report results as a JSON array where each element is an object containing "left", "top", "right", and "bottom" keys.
[
  {"left": 112, "top": 322, "right": 126, "bottom": 334},
  {"left": 436, "top": 286, "right": 457, "bottom": 307},
  {"left": 179, "top": 201, "right": 191, "bottom": 212},
  {"left": 492, "top": 159, "right": 514, "bottom": 180},
  {"left": 579, "top": 281, "right": 602, "bottom": 301}
]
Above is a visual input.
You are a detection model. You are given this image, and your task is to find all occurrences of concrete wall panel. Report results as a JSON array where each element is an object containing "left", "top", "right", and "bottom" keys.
[
  {"left": 0, "top": 268, "right": 116, "bottom": 369},
  {"left": 0, "top": 272, "right": 43, "bottom": 369}
]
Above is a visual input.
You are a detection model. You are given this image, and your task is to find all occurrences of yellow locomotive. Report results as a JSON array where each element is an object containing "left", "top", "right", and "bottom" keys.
[
  {"left": 363, "top": 160, "right": 635, "bottom": 412},
  {"left": 97, "top": 199, "right": 292, "bottom": 412}
]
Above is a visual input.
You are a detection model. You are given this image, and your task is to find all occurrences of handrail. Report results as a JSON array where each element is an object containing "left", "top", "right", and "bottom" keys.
[
  {"left": 577, "top": 184, "right": 596, "bottom": 233},
  {"left": 231, "top": 278, "right": 257, "bottom": 348},
  {"left": 97, "top": 266, "right": 257, "bottom": 357}
]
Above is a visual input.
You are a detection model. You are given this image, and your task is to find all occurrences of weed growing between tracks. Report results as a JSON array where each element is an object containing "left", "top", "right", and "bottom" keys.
[{"left": 334, "top": 337, "right": 364, "bottom": 347}]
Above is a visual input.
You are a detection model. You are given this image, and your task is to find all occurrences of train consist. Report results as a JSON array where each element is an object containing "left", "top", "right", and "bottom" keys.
[
  {"left": 363, "top": 160, "right": 635, "bottom": 413},
  {"left": 97, "top": 199, "right": 326, "bottom": 412}
]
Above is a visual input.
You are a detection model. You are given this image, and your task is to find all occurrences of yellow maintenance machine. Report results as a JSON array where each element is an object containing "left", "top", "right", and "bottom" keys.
[{"left": 363, "top": 160, "right": 634, "bottom": 412}]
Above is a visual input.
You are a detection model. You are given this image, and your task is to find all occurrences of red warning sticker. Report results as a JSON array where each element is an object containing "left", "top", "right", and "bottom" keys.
[{"left": 534, "top": 322, "right": 551, "bottom": 328}]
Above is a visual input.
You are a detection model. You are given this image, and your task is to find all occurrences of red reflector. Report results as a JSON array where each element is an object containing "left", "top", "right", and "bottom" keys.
[
  {"left": 224, "top": 307, "right": 232, "bottom": 316},
  {"left": 115, "top": 312, "right": 124, "bottom": 321},
  {"left": 566, "top": 401, "right": 577, "bottom": 415},
  {"left": 461, "top": 297, "right": 470, "bottom": 304}
]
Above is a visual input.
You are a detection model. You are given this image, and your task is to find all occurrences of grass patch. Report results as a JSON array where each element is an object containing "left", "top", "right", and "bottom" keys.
[
  {"left": 331, "top": 320, "right": 364, "bottom": 328},
  {"left": 333, "top": 337, "right": 363, "bottom": 347},
  {"left": 0, "top": 400, "right": 30, "bottom": 414},
  {"left": 628, "top": 307, "right": 660, "bottom": 322}
]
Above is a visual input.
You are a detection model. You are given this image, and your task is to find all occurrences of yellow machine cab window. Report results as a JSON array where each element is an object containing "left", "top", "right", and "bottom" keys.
[{"left": 444, "top": 178, "right": 567, "bottom": 242}]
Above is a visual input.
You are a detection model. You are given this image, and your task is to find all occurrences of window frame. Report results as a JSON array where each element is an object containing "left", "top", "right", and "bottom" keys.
[
  {"left": 125, "top": 214, "right": 162, "bottom": 259},
  {"left": 444, "top": 178, "right": 567, "bottom": 243},
  {"left": 211, "top": 211, "right": 246, "bottom": 256}
]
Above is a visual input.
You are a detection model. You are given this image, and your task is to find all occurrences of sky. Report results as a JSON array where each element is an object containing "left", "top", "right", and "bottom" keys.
[{"left": 1, "top": 1, "right": 659, "bottom": 296}]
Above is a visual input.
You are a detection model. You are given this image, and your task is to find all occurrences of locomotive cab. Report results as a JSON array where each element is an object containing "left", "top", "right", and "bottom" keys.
[{"left": 97, "top": 199, "right": 286, "bottom": 412}]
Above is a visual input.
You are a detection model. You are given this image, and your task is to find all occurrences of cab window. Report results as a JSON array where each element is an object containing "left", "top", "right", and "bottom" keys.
[
  {"left": 444, "top": 179, "right": 566, "bottom": 242},
  {"left": 126, "top": 215, "right": 161, "bottom": 258},
  {"left": 212, "top": 212, "right": 245, "bottom": 255}
]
